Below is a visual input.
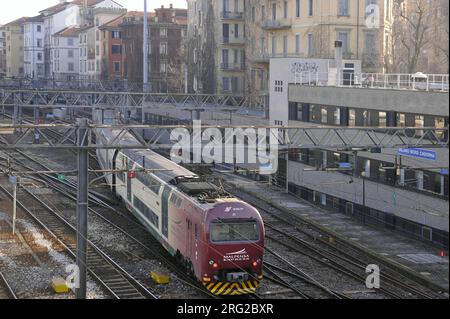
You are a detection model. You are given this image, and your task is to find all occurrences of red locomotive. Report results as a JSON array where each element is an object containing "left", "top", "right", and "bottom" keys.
[{"left": 96, "top": 128, "right": 265, "bottom": 296}]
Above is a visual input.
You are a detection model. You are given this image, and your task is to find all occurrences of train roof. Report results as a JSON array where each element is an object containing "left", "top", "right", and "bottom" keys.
[{"left": 99, "top": 128, "right": 198, "bottom": 183}]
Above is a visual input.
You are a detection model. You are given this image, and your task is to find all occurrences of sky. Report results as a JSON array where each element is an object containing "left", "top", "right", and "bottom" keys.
[{"left": 0, "top": 0, "right": 187, "bottom": 25}]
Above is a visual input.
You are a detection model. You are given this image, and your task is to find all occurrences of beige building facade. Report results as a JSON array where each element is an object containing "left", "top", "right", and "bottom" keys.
[
  {"left": 245, "top": 0, "right": 394, "bottom": 95},
  {"left": 4, "top": 17, "right": 28, "bottom": 78},
  {"left": 187, "top": 0, "right": 246, "bottom": 94}
]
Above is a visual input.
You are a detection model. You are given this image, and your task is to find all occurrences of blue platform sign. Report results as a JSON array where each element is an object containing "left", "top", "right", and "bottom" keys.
[
  {"left": 441, "top": 169, "right": 449, "bottom": 175},
  {"left": 338, "top": 162, "right": 353, "bottom": 169},
  {"left": 398, "top": 148, "right": 436, "bottom": 161}
]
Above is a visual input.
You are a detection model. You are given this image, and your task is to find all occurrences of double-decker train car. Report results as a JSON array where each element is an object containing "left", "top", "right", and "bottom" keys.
[{"left": 96, "top": 128, "right": 264, "bottom": 296}]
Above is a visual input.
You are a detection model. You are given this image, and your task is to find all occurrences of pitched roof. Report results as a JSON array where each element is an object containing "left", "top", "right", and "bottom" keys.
[
  {"left": 2, "top": 17, "right": 30, "bottom": 27},
  {"left": 39, "top": 2, "right": 71, "bottom": 15},
  {"left": 23, "top": 15, "right": 45, "bottom": 23},
  {"left": 53, "top": 25, "right": 86, "bottom": 37}
]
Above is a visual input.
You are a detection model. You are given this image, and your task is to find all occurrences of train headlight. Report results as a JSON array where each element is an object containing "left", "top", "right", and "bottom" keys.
[{"left": 252, "top": 259, "right": 261, "bottom": 268}]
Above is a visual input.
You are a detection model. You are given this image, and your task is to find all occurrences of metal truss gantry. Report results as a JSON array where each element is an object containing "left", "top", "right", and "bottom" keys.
[
  {"left": 0, "top": 89, "right": 267, "bottom": 111},
  {"left": 0, "top": 122, "right": 448, "bottom": 150}
]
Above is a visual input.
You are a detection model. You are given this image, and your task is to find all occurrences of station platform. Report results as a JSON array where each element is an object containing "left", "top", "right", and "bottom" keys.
[{"left": 218, "top": 170, "right": 449, "bottom": 293}]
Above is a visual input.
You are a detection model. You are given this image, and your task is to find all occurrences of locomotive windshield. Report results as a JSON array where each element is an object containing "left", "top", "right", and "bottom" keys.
[{"left": 210, "top": 220, "right": 259, "bottom": 243}]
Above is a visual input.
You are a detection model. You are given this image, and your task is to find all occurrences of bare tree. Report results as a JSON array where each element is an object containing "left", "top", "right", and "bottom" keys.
[{"left": 393, "top": 0, "right": 449, "bottom": 73}]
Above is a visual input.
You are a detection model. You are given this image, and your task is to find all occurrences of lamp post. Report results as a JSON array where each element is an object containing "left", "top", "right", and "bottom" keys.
[{"left": 143, "top": 0, "right": 149, "bottom": 93}]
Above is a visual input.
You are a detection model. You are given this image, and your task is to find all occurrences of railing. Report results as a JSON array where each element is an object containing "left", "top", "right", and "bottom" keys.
[
  {"left": 261, "top": 18, "right": 292, "bottom": 30},
  {"left": 220, "top": 63, "right": 245, "bottom": 71},
  {"left": 294, "top": 72, "right": 450, "bottom": 92},
  {"left": 220, "top": 36, "right": 245, "bottom": 45},
  {"left": 220, "top": 11, "right": 244, "bottom": 20}
]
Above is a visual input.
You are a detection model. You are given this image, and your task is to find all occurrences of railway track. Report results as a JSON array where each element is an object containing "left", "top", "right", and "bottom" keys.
[
  {"left": 0, "top": 182, "right": 156, "bottom": 299},
  {"left": 0, "top": 270, "right": 16, "bottom": 299},
  {"left": 220, "top": 175, "right": 446, "bottom": 299},
  {"left": 0, "top": 148, "right": 214, "bottom": 299}
]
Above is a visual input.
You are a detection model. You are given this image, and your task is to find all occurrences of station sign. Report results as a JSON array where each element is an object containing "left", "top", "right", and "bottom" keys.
[
  {"left": 338, "top": 162, "right": 353, "bottom": 169},
  {"left": 440, "top": 169, "right": 449, "bottom": 175},
  {"left": 397, "top": 148, "right": 436, "bottom": 161}
]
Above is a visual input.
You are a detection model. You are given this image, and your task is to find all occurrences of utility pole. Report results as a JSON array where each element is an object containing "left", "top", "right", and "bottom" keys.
[
  {"left": 76, "top": 118, "right": 89, "bottom": 299},
  {"left": 12, "top": 179, "right": 17, "bottom": 235},
  {"left": 143, "top": 0, "right": 149, "bottom": 93}
]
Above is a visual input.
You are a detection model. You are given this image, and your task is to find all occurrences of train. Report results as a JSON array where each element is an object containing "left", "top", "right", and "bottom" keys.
[{"left": 95, "top": 128, "right": 265, "bottom": 296}]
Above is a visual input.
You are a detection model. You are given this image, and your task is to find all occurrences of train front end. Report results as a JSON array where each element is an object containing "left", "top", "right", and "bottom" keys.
[{"left": 202, "top": 202, "right": 264, "bottom": 296}]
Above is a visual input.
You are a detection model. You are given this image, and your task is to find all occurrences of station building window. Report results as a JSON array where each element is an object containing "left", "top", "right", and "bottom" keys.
[
  {"left": 397, "top": 113, "right": 406, "bottom": 127},
  {"left": 333, "top": 107, "right": 341, "bottom": 125},
  {"left": 379, "top": 112, "right": 387, "bottom": 127},
  {"left": 321, "top": 107, "right": 328, "bottom": 124},
  {"left": 348, "top": 109, "right": 356, "bottom": 126}
]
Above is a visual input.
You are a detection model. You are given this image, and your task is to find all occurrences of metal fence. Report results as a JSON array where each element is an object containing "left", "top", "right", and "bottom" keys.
[{"left": 294, "top": 72, "right": 449, "bottom": 92}]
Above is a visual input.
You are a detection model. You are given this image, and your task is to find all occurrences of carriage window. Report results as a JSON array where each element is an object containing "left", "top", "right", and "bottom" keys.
[
  {"left": 137, "top": 171, "right": 161, "bottom": 194},
  {"left": 210, "top": 220, "right": 259, "bottom": 243}
]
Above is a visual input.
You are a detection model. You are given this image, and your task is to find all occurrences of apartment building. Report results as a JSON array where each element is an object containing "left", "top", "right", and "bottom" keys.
[
  {"left": 99, "top": 13, "right": 127, "bottom": 80},
  {"left": 121, "top": 6, "right": 187, "bottom": 92},
  {"left": 3, "top": 17, "right": 28, "bottom": 78},
  {"left": 245, "top": 0, "right": 394, "bottom": 96},
  {"left": 0, "top": 26, "right": 6, "bottom": 77},
  {"left": 53, "top": 26, "right": 80, "bottom": 81},
  {"left": 78, "top": 3, "right": 126, "bottom": 81},
  {"left": 187, "top": 0, "right": 246, "bottom": 94},
  {"left": 23, "top": 15, "right": 45, "bottom": 79}
]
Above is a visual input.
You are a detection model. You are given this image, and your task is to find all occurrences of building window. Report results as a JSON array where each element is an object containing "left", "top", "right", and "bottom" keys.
[
  {"left": 37, "top": 39, "right": 42, "bottom": 47},
  {"left": 415, "top": 115, "right": 424, "bottom": 136},
  {"left": 364, "top": 32, "right": 376, "bottom": 54},
  {"left": 283, "top": 1, "right": 288, "bottom": 19},
  {"left": 295, "top": 34, "right": 300, "bottom": 54},
  {"left": 160, "top": 27, "right": 167, "bottom": 37},
  {"left": 234, "top": 24, "right": 239, "bottom": 38},
  {"left": 271, "top": 36, "right": 276, "bottom": 55},
  {"left": 112, "top": 31, "right": 121, "bottom": 39},
  {"left": 308, "top": 0, "right": 313, "bottom": 16},
  {"left": 309, "top": 104, "right": 318, "bottom": 122},
  {"left": 338, "top": 0, "right": 349, "bottom": 16},
  {"left": 338, "top": 32, "right": 349, "bottom": 54},
  {"left": 113, "top": 61, "right": 121, "bottom": 73},
  {"left": 274, "top": 80, "right": 283, "bottom": 92},
  {"left": 307, "top": 33, "right": 314, "bottom": 56},
  {"left": 68, "top": 62, "right": 74, "bottom": 72},
  {"left": 68, "top": 49, "right": 74, "bottom": 58},
  {"left": 397, "top": 113, "right": 405, "bottom": 127},
  {"left": 252, "top": 6, "right": 256, "bottom": 22},
  {"left": 68, "top": 38, "right": 73, "bottom": 46},
  {"left": 321, "top": 107, "right": 328, "bottom": 124},
  {"left": 37, "top": 53, "right": 42, "bottom": 61},
  {"left": 435, "top": 117, "right": 445, "bottom": 138},
  {"left": 297, "top": 103, "right": 303, "bottom": 121},
  {"left": 160, "top": 42, "right": 168, "bottom": 55},
  {"left": 379, "top": 112, "right": 387, "bottom": 127},
  {"left": 223, "top": 77, "right": 230, "bottom": 91},
  {"left": 349, "top": 109, "right": 356, "bottom": 126},
  {"left": 160, "top": 62, "right": 166, "bottom": 73},
  {"left": 334, "top": 107, "right": 340, "bottom": 125},
  {"left": 261, "top": 5, "right": 266, "bottom": 20},
  {"left": 111, "top": 44, "right": 122, "bottom": 55},
  {"left": 283, "top": 35, "right": 288, "bottom": 56},
  {"left": 296, "top": 0, "right": 301, "bottom": 17},
  {"left": 272, "top": 3, "right": 277, "bottom": 20},
  {"left": 37, "top": 25, "right": 41, "bottom": 32}
]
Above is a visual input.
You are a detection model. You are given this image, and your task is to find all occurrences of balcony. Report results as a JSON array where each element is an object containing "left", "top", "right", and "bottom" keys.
[
  {"left": 220, "top": 62, "right": 245, "bottom": 71},
  {"left": 220, "top": 36, "right": 245, "bottom": 45},
  {"left": 261, "top": 18, "right": 292, "bottom": 30},
  {"left": 220, "top": 11, "right": 244, "bottom": 20}
]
